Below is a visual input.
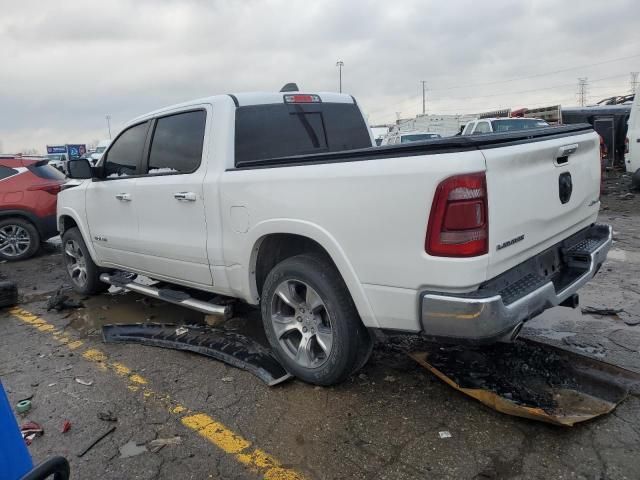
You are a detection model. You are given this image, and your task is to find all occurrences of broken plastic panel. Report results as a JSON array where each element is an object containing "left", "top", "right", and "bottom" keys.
[
  {"left": 102, "top": 323, "right": 292, "bottom": 386},
  {"left": 410, "top": 339, "right": 640, "bottom": 426}
]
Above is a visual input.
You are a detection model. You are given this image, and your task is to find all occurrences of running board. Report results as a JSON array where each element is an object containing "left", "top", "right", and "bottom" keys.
[{"left": 99, "top": 273, "right": 232, "bottom": 319}]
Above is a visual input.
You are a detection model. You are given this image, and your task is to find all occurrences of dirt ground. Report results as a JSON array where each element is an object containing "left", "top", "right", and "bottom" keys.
[{"left": 1, "top": 172, "right": 639, "bottom": 480}]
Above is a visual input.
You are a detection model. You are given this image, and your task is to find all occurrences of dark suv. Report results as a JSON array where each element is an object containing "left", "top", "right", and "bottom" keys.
[{"left": 0, "top": 155, "right": 66, "bottom": 260}]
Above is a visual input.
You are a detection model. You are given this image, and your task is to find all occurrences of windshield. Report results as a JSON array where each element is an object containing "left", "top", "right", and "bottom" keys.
[
  {"left": 491, "top": 119, "right": 549, "bottom": 132},
  {"left": 95, "top": 146, "right": 107, "bottom": 153},
  {"left": 47, "top": 154, "right": 64, "bottom": 161},
  {"left": 28, "top": 162, "right": 66, "bottom": 180},
  {"left": 400, "top": 133, "right": 441, "bottom": 143}
]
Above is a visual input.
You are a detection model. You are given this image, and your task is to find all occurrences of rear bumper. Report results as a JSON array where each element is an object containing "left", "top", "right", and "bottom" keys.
[{"left": 420, "top": 223, "right": 612, "bottom": 343}]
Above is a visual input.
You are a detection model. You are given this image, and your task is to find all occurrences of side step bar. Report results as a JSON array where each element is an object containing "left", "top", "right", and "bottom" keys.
[{"left": 99, "top": 273, "right": 232, "bottom": 318}]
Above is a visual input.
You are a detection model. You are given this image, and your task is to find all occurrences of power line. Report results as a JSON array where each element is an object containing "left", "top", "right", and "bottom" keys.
[{"left": 429, "top": 53, "right": 640, "bottom": 91}]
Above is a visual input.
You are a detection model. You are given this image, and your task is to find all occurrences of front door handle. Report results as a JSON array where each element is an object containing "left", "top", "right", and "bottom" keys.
[
  {"left": 173, "top": 192, "right": 197, "bottom": 202},
  {"left": 115, "top": 193, "right": 131, "bottom": 201}
]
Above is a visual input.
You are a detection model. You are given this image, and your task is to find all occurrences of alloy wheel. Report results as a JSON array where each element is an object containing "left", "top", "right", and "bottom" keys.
[
  {"left": 0, "top": 225, "right": 31, "bottom": 257},
  {"left": 270, "top": 279, "right": 334, "bottom": 368},
  {"left": 64, "top": 239, "right": 88, "bottom": 288}
]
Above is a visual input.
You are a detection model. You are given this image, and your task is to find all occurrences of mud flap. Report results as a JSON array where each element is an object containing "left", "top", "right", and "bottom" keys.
[
  {"left": 102, "top": 323, "right": 292, "bottom": 387},
  {"left": 410, "top": 339, "right": 640, "bottom": 426}
]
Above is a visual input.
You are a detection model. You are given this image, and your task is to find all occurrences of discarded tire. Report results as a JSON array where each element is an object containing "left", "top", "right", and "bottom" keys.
[{"left": 0, "top": 280, "right": 18, "bottom": 308}]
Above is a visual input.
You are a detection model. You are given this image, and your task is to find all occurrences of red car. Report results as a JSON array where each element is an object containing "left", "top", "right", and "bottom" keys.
[{"left": 0, "top": 155, "right": 66, "bottom": 261}]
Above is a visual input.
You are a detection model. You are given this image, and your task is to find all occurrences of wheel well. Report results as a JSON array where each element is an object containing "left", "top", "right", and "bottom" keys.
[
  {"left": 59, "top": 215, "right": 78, "bottom": 234},
  {"left": 254, "top": 234, "right": 337, "bottom": 297}
]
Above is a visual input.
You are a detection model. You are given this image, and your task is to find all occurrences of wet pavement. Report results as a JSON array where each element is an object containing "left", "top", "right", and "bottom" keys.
[{"left": 1, "top": 173, "right": 639, "bottom": 479}]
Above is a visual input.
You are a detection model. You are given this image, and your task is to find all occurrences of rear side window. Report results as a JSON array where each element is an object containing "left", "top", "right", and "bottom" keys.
[
  {"left": 473, "top": 121, "right": 491, "bottom": 134},
  {"left": 28, "top": 163, "right": 66, "bottom": 180},
  {"left": 104, "top": 121, "right": 149, "bottom": 178},
  {"left": 235, "top": 102, "right": 371, "bottom": 166},
  {"left": 462, "top": 123, "right": 474, "bottom": 135},
  {"left": 0, "top": 165, "right": 19, "bottom": 180},
  {"left": 147, "top": 110, "right": 206, "bottom": 174}
]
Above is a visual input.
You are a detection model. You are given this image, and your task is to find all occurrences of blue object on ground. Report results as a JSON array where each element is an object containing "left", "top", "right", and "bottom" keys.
[{"left": 0, "top": 380, "right": 33, "bottom": 479}]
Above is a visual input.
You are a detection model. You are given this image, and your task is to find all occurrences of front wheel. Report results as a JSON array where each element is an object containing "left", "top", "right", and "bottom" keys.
[
  {"left": 61, "top": 228, "right": 108, "bottom": 295},
  {"left": 261, "top": 254, "right": 370, "bottom": 386}
]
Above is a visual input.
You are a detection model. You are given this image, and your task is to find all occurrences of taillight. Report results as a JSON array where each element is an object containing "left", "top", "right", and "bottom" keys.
[
  {"left": 426, "top": 173, "right": 488, "bottom": 257},
  {"left": 625, "top": 137, "right": 629, "bottom": 155},
  {"left": 283, "top": 94, "right": 321, "bottom": 104},
  {"left": 27, "top": 183, "right": 62, "bottom": 195}
]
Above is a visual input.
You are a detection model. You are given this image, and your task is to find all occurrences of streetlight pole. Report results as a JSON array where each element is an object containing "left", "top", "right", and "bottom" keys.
[
  {"left": 421, "top": 80, "right": 427, "bottom": 115},
  {"left": 336, "top": 60, "right": 344, "bottom": 93},
  {"left": 105, "top": 115, "right": 112, "bottom": 139}
]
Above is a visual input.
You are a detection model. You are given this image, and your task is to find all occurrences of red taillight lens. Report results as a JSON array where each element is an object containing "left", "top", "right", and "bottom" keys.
[
  {"left": 27, "top": 183, "right": 62, "bottom": 195},
  {"left": 283, "top": 94, "right": 321, "bottom": 104},
  {"left": 426, "top": 173, "right": 488, "bottom": 257}
]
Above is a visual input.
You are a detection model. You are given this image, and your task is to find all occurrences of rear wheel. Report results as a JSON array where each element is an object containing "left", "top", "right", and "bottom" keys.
[
  {"left": 61, "top": 227, "right": 108, "bottom": 295},
  {"left": 0, "top": 218, "right": 40, "bottom": 261},
  {"left": 261, "top": 254, "right": 369, "bottom": 385}
]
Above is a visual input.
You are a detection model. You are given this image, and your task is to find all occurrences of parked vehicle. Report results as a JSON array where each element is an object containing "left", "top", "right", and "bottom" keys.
[
  {"left": 625, "top": 93, "right": 640, "bottom": 188},
  {"left": 59, "top": 88, "right": 611, "bottom": 385},
  {"left": 46, "top": 144, "right": 88, "bottom": 173},
  {"left": 462, "top": 118, "right": 549, "bottom": 135},
  {"left": 89, "top": 139, "right": 111, "bottom": 165},
  {"left": 381, "top": 131, "right": 441, "bottom": 145},
  {"left": 0, "top": 156, "right": 66, "bottom": 260}
]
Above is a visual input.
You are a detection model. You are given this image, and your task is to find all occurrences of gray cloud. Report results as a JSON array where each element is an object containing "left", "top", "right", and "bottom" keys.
[{"left": 1, "top": 0, "right": 638, "bottom": 152}]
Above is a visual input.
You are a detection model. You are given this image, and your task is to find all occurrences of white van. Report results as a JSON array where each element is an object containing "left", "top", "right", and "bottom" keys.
[{"left": 625, "top": 92, "right": 640, "bottom": 188}]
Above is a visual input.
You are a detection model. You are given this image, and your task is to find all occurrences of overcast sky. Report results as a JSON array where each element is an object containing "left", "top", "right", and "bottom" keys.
[{"left": 1, "top": 0, "right": 638, "bottom": 153}]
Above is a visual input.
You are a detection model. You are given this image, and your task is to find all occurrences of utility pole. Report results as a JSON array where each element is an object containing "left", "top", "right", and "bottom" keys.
[
  {"left": 105, "top": 114, "right": 112, "bottom": 139},
  {"left": 336, "top": 60, "right": 344, "bottom": 93},
  {"left": 630, "top": 72, "right": 639, "bottom": 94},
  {"left": 421, "top": 80, "right": 427, "bottom": 115},
  {"left": 577, "top": 78, "right": 588, "bottom": 107}
]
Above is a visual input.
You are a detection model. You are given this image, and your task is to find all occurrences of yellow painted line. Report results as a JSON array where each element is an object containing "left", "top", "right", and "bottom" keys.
[{"left": 8, "top": 307, "right": 305, "bottom": 480}]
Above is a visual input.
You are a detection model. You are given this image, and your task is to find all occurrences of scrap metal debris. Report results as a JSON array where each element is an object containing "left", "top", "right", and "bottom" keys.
[
  {"left": 61, "top": 420, "right": 71, "bottom": 434},
  {"left": 438, "top": 431, "right": 452, "bottom": 439},
  {"left": 410, "top": 339, "right": 640, "bottom": 426},
  {"left": 102, "top": 323, "right": 292, "bottom": 386},
  {"left": 77, "top": 425, "right": 116, "bottom": 457},
  {"left": 47, "top": 287, "right": 84, "bottom": 311},
  {"left": 97, "top": 410, "right": 117, "bottom": 422},
  {"left": 148, "top": 436, "right": 182, "bottom": 453},
  {"left": 581, "top": 306, "right": 624, "bottom": 316},
  {"left": 74, "top": 378, "right": 93, "bottom": 386},
  {"left": 21, "top": 421, "right": 44, "bottom": 445}
]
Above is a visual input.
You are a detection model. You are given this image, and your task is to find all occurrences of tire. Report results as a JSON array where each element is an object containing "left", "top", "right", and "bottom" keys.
[
  {"left": 0, "top": 280, "right": 18, "bottom": 308},
  {"left": 261, "top": 253, "right": 369, "bottom": 385},
  {"left": 0, "top": 217, "right": 40, "bottom": 261},
  {"left": 632, "top": 168, "right": 640, "bottom": 191},
  {"left": 61, "top": 227, "right": 108, "bottom": 295}
]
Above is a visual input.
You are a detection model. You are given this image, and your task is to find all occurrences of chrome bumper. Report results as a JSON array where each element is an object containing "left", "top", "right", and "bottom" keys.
[{"left": 420, "top": 224, "right": 612, "bottom": 343}]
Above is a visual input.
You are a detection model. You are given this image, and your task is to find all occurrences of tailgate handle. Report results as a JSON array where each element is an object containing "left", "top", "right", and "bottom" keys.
[{"left": 556, "top": 144, "right": 578, "bottom": 165}]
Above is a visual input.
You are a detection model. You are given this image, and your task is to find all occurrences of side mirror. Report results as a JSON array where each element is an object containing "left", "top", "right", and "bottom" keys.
[{"left": 67, "top": 158, "right": 93, "bottom": 179}]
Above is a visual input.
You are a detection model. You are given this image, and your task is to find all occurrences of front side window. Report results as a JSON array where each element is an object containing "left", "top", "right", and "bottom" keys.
[
  {"left": 473, "top": 121, "right": 491, "bottom": 134},
  {"left": 104, "top": 122, "right": 149, "bottom": 178},
  {"left": 147, "top": 110, "right": 206, "bottom": 174}
]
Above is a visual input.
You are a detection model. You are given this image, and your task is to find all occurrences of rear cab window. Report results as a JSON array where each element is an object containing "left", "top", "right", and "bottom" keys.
[
  {"left": 234, "top": 100, "right": 371, "bottom": 166},
  {"left": 147, "top": 110, "right": 206, "bottom": 175}
]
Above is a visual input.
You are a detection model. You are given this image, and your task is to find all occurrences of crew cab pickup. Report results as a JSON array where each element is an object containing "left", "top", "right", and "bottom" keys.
[{"left": 59, "top": 89, "right": 611, "bottom": 385}]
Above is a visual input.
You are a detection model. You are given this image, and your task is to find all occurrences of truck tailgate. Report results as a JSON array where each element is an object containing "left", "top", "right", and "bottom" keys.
[{"left": 483, "top": 130, "right": 601, "bottom": 279}]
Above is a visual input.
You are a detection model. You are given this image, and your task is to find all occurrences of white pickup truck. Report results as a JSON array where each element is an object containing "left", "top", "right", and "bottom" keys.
[{"left": 59, "top": 87, "right": 612, "bottom": 385}]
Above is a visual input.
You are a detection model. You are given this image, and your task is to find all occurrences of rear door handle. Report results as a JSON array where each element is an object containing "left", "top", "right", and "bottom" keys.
[
  {"left": 115, "top": 193, "right": 131, "bottom": 201},
  {"left": 173, "top": 192, "right": 197, "bottom": 202}
]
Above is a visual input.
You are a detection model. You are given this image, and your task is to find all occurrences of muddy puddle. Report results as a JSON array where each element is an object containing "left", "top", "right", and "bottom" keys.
[{"left": 66, "top": 289, "right": 269, "bottom": 347}]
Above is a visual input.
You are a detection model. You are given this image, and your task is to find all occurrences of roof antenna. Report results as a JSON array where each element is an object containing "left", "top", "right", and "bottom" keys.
[{"left": 280, "top": 83, "right": 299, "bottom": 92}]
